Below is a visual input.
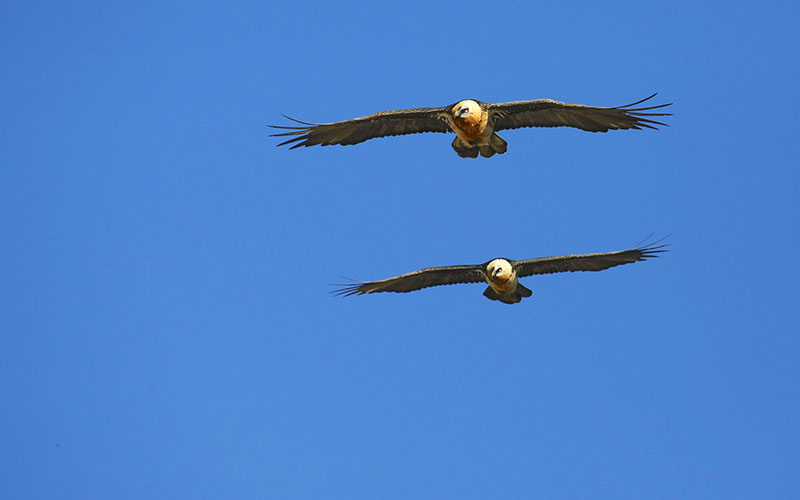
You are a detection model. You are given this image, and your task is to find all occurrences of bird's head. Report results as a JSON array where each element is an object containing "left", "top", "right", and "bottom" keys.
[
  {"left": 453, "top": 100, "right": 480, "bottom": 120},
  {"left": 487, "top": 259, "right": 513, "bottom": 282}
]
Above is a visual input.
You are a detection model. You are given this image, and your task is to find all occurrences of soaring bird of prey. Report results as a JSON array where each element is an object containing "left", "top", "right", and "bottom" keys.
[
  {"left": 333, "top": 239, "right": 668, "bottom": 304},
  {"left": 271, "top": 94, "right": 672, "bottom": 158}
]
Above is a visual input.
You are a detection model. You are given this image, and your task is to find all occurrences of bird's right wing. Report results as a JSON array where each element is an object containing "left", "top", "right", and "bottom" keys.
[
  {"left": 514, "top": 240, "right": 668, "bottom": 278},
  {"left": 270, "top": 106, "right": 452, "bottom": 149},
  {"left": 489, "top": 94, "right": 672, "bottom": 132},
  {"left": 333, "top": 264, "right": 486, "bottom": 296}
]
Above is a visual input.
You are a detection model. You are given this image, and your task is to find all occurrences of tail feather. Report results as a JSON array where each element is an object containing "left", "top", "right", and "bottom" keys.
[
  {"left": 451, "top": 137, "right": 479, "bottom": 158},
  {"left": 482, "top": 284, "right": 532, "bottom": 304},
  {"left": 477, "top": 133, "right": 508, "bottom": 158},
  {"left": 490, "top": 133, "right": 507, "bottom": 155},
  {"left": 452, "top": 134, "right": 508, "bottom": 158}
]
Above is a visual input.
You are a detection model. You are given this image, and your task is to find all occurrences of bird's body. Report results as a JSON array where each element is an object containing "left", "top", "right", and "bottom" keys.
[
  {"left": 334, "top": 240, "right": 667, "bottom": 304},
  {"left": 482, "top": 258, "right": 531, "bottom": 304},
  {"left": 450, "top": 100, "right": 487, "bottom": 141},
  {"left": 271, "top": 94, "right": 671, "bottom": 158}
]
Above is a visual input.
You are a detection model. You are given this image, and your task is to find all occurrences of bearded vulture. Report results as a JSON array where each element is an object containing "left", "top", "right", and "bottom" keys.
[
  {"left": 334, "top": 240, "right": 668, "bottom": 304},
  {"left": 271, "top": 94, "right": 672, "bottom": 158}
]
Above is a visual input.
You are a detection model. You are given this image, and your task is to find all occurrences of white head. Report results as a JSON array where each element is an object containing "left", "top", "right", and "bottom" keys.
[
  {"left": 487, "top": 259, "right": 513, "bottom": 282},
  {"left": 453, "top": 100, "right": 481, "bottom": 119}
]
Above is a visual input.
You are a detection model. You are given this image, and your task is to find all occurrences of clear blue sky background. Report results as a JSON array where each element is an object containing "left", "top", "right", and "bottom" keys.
[{"left": 2, "top": 1, "right": 799, "bottom": 498}]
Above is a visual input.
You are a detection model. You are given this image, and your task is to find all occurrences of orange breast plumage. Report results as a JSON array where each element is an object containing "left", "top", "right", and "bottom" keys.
[{"left": 454, "top": 115, "right": 484, "bottom": 140}]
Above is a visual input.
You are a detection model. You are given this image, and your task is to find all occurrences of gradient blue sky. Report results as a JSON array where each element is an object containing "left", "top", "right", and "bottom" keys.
[{"left": 2, "top": 1, "right": 799, "bottom": 498}]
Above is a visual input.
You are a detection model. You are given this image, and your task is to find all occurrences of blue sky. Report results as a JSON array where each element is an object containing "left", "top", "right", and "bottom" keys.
[{"left": 2, "top": 1, "right": 799, "bottom": 498}]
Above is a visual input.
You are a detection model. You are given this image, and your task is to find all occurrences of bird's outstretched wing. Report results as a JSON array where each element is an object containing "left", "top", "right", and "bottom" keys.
[
  {"left": 489, "top": 94, "right": 672, "bottom": 132},
  {"left": 270, "top": 106, "right": 452, "bottom": 149},
  {"left": 513, "top": 239, "right": 669, "bottom": 278},
  {"left": 333, "top": 264, "right": 486, "bottom": 296}
]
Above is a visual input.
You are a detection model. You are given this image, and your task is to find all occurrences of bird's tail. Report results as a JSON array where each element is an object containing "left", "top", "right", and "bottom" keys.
[
  {"left": 516, "top": 283, "right": 533, "bottom": 298},
  {"left": 451, "top": 137, "right": 479, "bottom": 158},
  {"left": 453, "top": 134, "right": 508, "bottom": 158},
  {"left": 478, "top": 133, "right": 508, "bottom": 158},
  {"left": 482, "top": 283, "right": 532, "bottom": 304},
  {"left": 453, "top": 132, "right": 508, "bottom": 158},
  {"left": 490, "top": 133, "right": 508, "bottom": 155}
]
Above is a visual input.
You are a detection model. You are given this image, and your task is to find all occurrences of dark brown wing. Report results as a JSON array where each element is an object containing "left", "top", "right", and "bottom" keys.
[
  {"left": 333, "top": 264, "right": 486, "bottom": 296},
  {"left": 489, "top": 94, "right": 672, "bottom": 132},
  {"left": 512, "top": 240, "right": 668, "bottom": 278},
  {"left": 270, "top": 106, "right": 452, "bottom": 149}
]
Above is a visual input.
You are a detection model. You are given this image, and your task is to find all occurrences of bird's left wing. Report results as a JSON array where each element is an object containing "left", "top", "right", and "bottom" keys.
[
  {"left": 333, "top": 264, "right": 486, "bottom": 296},
  {"left": 270, "top": 106, "right": 452, "bottom": 149},
  {"left": 513, "top": 241, "right": 668, "bottom": 278},
  {"left": 489, "top": 94, "right": 672, "bottom": 133}
]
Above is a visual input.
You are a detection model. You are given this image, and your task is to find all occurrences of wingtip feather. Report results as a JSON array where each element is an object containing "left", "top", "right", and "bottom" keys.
[
  {"left": 280, "top": 114, "right": 320, "bottom": 126},
  {"left": 329, "top": 277, "right": 368, "bottom": 297},
  {"left": 620, "top": 93, "right": 659, "bottom": 108},
  {"left": 634, "top": 234, "right": 671, "bottom": 259}
]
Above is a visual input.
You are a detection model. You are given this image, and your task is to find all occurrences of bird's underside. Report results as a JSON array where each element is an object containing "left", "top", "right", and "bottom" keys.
[{"left": 270, "top": 94, "right": 672, "bottom": 158}]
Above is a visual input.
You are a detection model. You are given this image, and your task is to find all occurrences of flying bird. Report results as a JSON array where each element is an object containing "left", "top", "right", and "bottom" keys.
[
  {"left": 271, "top": 94, "right": 672, "bottom": 158},
  {"left": 333, "top": 239, "right": 668, "bottom": 304}
]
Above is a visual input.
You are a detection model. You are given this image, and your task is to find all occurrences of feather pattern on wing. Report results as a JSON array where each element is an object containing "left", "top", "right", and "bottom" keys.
[
  {"left": 489, "top": 94, "right": 672, "bottom": 132},
  {"left": 512, "top": 241, "right": 668, "bottom": 278},
  {"left": 270, "top": 107, "right": 452, "bottom": 148},
  {"left": 333, "top": 264, "right": 486, "bottom": 296}
]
